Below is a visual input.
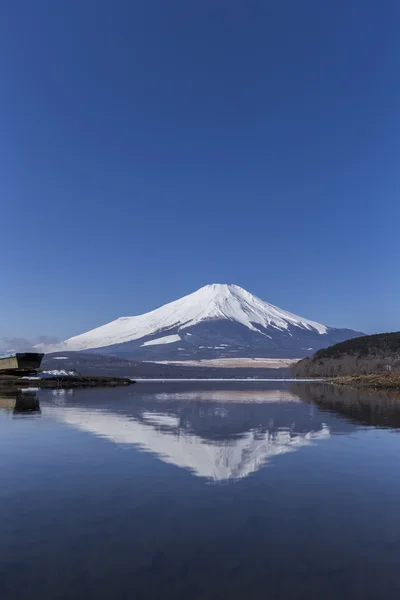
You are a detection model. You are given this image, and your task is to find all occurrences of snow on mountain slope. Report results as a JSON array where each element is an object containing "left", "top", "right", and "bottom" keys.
[
  {"left": 44, "top": 284, "right": 326, "bottom": 351},
  {"left": 141, "top": 334, "right": 181, "bottom": 347},
  {"left": 41, "top": 284, "right": 363, "bottom": 359}
]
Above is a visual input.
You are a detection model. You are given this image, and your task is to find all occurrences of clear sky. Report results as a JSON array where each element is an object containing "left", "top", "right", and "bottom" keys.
[{"left": 1, "top": 0, "right": 399, "bottom": 341}]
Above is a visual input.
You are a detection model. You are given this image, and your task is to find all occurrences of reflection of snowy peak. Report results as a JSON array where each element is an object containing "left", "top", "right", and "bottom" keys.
[
  {"left": 45, "top": 401, "right": 330, "bottom": 481},
  {"left": 42, "top": 284, "right": 363, "bottom": 359}
]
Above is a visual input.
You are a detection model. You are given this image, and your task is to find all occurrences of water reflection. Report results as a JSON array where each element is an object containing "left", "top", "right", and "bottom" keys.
[
  {"left": 292, "top": 382, "right": 400, "bottom": 429},
  {"left": 4, "top": 383, "right": 400, "bottom": 600},
  {"left": 151, "top": 388, "right": 301, "bottom": 403},
  {"left": 0, "top": 391, "right": 41, "bottom": 415},
  {"left": 45, "top": 386, "right": 331, "bottom": 481}
]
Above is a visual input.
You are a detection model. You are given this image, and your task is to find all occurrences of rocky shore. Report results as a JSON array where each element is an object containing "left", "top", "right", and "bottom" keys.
[{"left": 0, "top": 374, "right": 135, "bottom": 390}]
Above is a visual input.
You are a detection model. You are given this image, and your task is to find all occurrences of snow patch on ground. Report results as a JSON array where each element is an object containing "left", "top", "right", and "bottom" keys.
[
  {"left": 42, "top": 370, "right": 78, "bottom": 377},
  {"left": 23, "top": 370, "right": 78, "bottom": 380}
]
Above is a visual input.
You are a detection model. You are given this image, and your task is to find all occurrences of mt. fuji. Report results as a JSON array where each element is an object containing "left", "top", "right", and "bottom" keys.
[{"left": 42, "top": 284, "right": 363, "bottom": 360}]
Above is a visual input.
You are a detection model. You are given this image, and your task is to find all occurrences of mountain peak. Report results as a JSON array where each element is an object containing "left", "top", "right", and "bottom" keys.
[
  {"left": 196, "top": 283, "right": 242, "bottom": 296},
  {"left": 202, "top": 283, "right": 238, "bottom": 289}
]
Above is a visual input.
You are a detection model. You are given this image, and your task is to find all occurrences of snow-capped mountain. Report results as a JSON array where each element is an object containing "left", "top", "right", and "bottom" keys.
[{"left": 42, "top": 284, "right": 363, "bottom": 359}]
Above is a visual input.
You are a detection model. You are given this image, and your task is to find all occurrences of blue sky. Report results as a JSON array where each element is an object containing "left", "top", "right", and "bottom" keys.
[{"left": 1, "top": 0, "right": 399, "bottom": 340}]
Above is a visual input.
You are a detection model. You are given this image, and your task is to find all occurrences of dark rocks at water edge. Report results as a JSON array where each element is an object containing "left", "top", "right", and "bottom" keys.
[{"left": 0, "top": 374, "right": 135, "bottom": 390}]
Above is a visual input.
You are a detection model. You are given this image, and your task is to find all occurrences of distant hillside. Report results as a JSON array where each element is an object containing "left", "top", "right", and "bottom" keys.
[
  {"left": 292, "top": 332, "right": 400, "bottom": 378},
  {"left": 42, "top": 352, "right": 291, "bottom": 379}
]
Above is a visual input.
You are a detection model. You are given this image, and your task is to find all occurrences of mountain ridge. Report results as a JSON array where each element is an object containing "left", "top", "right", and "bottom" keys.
[{"left": 39, "top": 284, "right": 363, "bottom": 360}]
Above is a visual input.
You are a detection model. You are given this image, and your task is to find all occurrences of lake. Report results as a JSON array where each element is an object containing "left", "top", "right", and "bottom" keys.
[{"left": 1, "top": 381, "right": 400, "bottom": 599}]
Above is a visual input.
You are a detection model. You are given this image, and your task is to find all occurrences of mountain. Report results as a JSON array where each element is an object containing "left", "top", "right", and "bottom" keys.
[
  {"left": 292, "top": 331, "right": 400, "bottom": 378},
  {"left": 41, "top": 284, "right": 363, "bottom": 360}
]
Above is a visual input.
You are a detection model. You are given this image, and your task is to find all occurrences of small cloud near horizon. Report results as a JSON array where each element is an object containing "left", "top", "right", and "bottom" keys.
[{"left": 0, "top": 336, "right": 60, "bottom": 353}]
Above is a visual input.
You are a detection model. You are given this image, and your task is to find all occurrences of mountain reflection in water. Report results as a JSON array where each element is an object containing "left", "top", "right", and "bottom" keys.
[
  {"left": 3, "top": 382, "right": 400, "bottom": 600},
  {"left": 42, "top": 385, "right": 333, "bottom": 481},
  {"left": 39, "top": 382, "right": 400, "bottom": 482}
]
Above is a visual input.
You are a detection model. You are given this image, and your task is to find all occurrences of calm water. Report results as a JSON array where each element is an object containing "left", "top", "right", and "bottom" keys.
[{"left": 2, "top": 381, "right": 400, "bottom": 600}]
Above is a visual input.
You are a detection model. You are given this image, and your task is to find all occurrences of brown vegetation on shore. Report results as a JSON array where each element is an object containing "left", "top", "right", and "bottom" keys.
[{"left": 329, "top": 372, "right": 400, "bottom": 391}]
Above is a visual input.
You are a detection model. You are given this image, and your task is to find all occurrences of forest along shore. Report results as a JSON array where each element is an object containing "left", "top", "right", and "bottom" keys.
[{"left": 293, "top": 332, "right": 400, "bottom": 391}]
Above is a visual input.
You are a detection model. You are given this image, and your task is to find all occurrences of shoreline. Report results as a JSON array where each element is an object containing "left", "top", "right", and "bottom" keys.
[
  {"left": 0, "top": 374, "right": 136, "bottom": 390},
  {"left": 134, "top": 377, "right": 322, "bottom": 383},
  {"left": 328, "top": 373, "right": 400, "bottom": 391}
]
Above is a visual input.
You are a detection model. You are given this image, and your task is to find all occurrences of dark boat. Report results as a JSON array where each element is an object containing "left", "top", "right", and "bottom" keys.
[{"left": 0, "top": 353, "right": 44, "bottom": 374}]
